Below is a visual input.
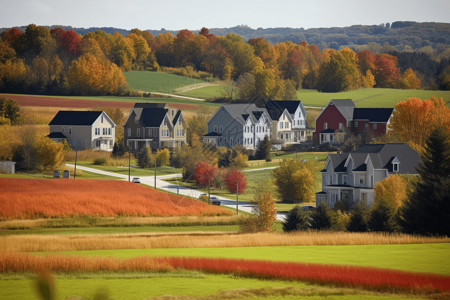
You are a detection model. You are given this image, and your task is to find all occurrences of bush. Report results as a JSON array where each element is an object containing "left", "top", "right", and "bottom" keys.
[
  {"left": 347, "top": 203, "right": 368, "bottom": 232},
  {"left": 283, "top": 206, "right": 310, "bottom": 232},
  {"left": 93, "top": 157, "right": 107, "bottom": 165},
  {"left": 310, "top": 202, "right": 336, "bottom": 230}
]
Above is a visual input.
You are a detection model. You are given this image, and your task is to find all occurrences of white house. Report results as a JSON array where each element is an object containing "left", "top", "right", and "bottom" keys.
[{"left": 48, "top": 111, "right": 116, "bottom": 151}]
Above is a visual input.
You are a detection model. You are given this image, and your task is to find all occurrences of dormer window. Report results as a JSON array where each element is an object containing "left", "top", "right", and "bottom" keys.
[
  {"left": 393, "top": 163, "right": 399, "bottom": 172},
  {"left": 101, "top": 115, "right": 104, "bottom": 123}
]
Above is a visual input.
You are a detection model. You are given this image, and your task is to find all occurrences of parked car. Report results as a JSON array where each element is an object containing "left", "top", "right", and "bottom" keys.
[{"left": 132, "top": 177, "right": 140, "bottom": 183}]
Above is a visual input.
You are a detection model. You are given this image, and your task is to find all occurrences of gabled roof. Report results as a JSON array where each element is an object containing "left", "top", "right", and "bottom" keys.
[
  {"left": 172, "top": 110, "right": 182, "bottom": 126},
  {"left": 218, "top": 104, "right": 269, "bottom": 125},
  {"left": 326, "top": 144, "right": 419, "bottom": 174},
  {"left": 140, "top": 108, "right": 169, "bottom": 127},
  {"left": 330, "top": 99, "right": 356, "bottom": 121},
  {"left": 49, "top": 111, "right": 107, "bottom": 126},
  {"left": 353, "top": 108, "right": 394, "bottom": 122},
  {"left": 265, "top": 100, "right": 304, "bottom": 121}
]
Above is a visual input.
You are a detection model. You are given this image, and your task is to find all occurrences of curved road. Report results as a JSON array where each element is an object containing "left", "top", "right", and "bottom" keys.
[{"left": 66, "top": 164, "right": 286, "bottom": 221}]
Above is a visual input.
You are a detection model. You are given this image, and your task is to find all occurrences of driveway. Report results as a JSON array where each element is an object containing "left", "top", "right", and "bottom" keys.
[{"left": 67, "top": 164, "right": 286, "bottom": 221}]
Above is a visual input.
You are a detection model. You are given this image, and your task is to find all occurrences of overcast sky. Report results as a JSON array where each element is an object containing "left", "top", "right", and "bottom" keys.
[{"left": 1, "top": 0, "right": 449, "bottom": 30}]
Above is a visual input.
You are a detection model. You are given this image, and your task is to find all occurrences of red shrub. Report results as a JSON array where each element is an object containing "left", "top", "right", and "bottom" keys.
[
  {"left": 193, "top": 161, "right": 217, "bottom": 187},
  {"left": 161, "top": 257, "right": 450, "bottom": 293},
  {"left": 224, "top": 169, "right": 247, "bottom": 193}
]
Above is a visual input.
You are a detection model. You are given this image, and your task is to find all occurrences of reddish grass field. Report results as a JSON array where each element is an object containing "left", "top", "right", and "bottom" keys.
[
  {"left": 1, "top": 253, "right": 449, "bottom": 293},
  {"left": 0, "top": 94, "right": 134, "bottom": 109},
  {"left": 0, "top": 178, "right": 232, "bottom": 219}
]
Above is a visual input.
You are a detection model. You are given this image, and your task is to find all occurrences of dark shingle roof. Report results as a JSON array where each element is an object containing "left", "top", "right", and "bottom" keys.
[
  {"left": 265, "top": 100, "right": 302, "bottom": 121},
  {"left": 49, "top": 111, "right": 103, "bottom": 126},
  {"left": 140, "top": 108, "right": 168, "bottom": 127},
  {"left": 172, "top": 110, "right": 182, "bottom": 125},
  {"left": 221, "top": 104, "right": 268, "bottom": 124},
  {"left": 47, "top": 132, "right": 67, "bottom": 139},
  {"left": 204, "top": 132, "right": 222, "bottom": 137},
  {"left": 353, "top": 108, "right": 393, "bottom": 122}
]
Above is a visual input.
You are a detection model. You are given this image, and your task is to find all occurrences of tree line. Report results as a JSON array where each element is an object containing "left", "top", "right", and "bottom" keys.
[{"left": 0, "top": 24, "right": 448, "bottom": 98}]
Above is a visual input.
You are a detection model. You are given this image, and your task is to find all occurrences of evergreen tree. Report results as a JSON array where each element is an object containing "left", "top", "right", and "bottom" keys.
[
  {"left": 255, "top": 135, "right": 271, "bottom": 162},
  {"left": 401, "top": 127, "right": 450, "bottom": 236},
  {"left": 136, "top": 146, "right": 151, "bottom": 168},
  {"left": 310, "top": 202, "right": 336, "bottom": 230},
  {"left": 367, "top": 198, "right": 399, "bottom": 232},
  {"left": 283, "top": 206, "right": 310, "bottom": 232},
  {"left": 347, "top": 203, "right": 368, "bottom": 232}
]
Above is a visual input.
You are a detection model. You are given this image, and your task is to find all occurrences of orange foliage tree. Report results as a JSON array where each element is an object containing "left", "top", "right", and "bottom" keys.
[{"left": 389, "top": 97, "right": 450, "bottom": 149}]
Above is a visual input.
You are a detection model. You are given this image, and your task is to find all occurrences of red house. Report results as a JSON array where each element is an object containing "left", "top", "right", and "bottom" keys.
[
  {"left": 314, "top": 99, "right": 393, "bottom": 144},
  {"left": 314, "top": 99, "right": 355, "bottom": 144}
]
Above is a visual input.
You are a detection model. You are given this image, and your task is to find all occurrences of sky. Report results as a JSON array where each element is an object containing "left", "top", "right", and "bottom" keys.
[{"left": 1, "top": 0, "right": 449, "bottom": 30}]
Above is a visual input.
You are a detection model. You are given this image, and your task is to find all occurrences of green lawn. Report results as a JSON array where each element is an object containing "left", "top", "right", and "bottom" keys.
[
  {"left": 57, "top": 243, "right": 450, "bottom": 276},
  {"left": 0, "top": 272, "right": 411, "bottom": 300},
  {"left": 297, "top": 88, "right": 450, "bottom": 108},
  {"left": 0, "top": 225, "right": 239, "bottom": 236},
  {"left": 124, "top": 71, "right": 206, "bottom": 93}
]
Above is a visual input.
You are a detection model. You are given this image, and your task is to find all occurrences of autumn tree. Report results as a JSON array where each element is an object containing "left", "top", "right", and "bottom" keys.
[
  {"left": 186, "top": 110, "right": 211, "bottom": 146},
  {"left": 193, "top": 161, "right": 217, "bottom": 187},
  {"left": 397, "top": 68, "right": 421, "bottom": 89},
  {"left": 401, "top": 127, "right": 450, "bottom": 236},
  {"left": 156, "top": 148, "right": 170, "bottom": 167},
  {"left": 224, "top": 169, "right": 247, "bottom": 193},
  {"left": 246, "top": 182, "right": 277, "bottom": 232},
  {"left": 373, "top": 54, "right": 400, "bottom": 87},
  {"left": 389, "top": 97, "right": 450, "bottom": 149},
  {"left": 373, "top": 174, "right": 408, "bottom": 210},
  {"left": 0, "top": 97, "right": 20, "bottom": 125},
  {"left": 271, "top": 159, "right": 315, "bottom": 203}
]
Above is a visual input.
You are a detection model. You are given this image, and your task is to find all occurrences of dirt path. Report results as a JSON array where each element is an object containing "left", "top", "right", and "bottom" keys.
[{"left": 174, "top": 83, "right": 220, "bottom": 93}]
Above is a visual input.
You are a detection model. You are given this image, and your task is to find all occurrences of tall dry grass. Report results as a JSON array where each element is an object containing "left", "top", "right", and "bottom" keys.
[
  {"left": 1, "top": 231, "right": 448, "bottom": 252},
  {"left": 65, "top": 149, "right": 112, "bottom": 162},
  {"left": 0, "top": 178, "right": 232, "bottom": 219}
]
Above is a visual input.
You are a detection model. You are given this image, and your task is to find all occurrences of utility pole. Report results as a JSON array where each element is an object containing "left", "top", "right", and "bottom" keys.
[
  {"left": 128, "top": 152, "right": 131, "bottom": 182},
  {"left": 236, "top": 181, "right": 239, "bottom": 215},
  {"left": 74, "top": 150, "right": 78, "bottom": 179},
  {"left": 208, "top": 178, "right": 211, "bottom": 204},
  {"left": 154, "top": 158, "right": 157, "bottom": 188}
]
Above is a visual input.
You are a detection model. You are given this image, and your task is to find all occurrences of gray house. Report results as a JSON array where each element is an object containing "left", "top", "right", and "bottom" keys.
[
  {"left": 48, "top": 111, "right": 116, "bottom": 151},
  {"left": 203, "top": 104, "right": 271, "bottom": 150},
  {"left": 123, "top": 103, "right": 186, "bottom": 151},
  {"left": 316, "top": 144, "right": 420, "bottom": 208}
]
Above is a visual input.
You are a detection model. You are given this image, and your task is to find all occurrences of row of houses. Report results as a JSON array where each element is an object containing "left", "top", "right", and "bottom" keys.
[{"left": 48, "top": 99, "right": 394, "bottom": 152}]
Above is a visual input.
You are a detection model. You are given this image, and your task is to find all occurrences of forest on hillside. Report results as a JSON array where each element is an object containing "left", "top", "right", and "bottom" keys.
[{"left": 0, "top": 24, "right": 449, "bottom": 99}]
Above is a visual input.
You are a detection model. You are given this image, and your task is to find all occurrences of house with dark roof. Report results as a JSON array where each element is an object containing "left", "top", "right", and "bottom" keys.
[
  {"left": 265, "top": 100, "right": 311, "bottom": 147},
  {"left": 48, "top": 111, "right": 116, "bottom": 151},
  {"left": 316, "top": 143, "right": 420, "bottom": 208},
  {"left": 203, "top": 104, "right": 271, "bottom": 149},
  {"left": 123, "top": 103, "right": 186, "bottom": 151},
  {"left": 314, "top": 99, "right": 393, "bottom": 144}
]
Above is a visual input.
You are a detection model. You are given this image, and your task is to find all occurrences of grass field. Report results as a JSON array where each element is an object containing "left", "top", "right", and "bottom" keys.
[
  {"left": 124, "top": 71, "right": 207, "bottom": 93},
  {"left": 56, "top": 243, "right": 450, "bottom": 276}
]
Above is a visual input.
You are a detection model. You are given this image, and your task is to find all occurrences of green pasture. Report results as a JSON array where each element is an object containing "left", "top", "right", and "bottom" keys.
[
  {"left": 124, "top": 71, "right": 206, "bottom": 93},
  {"left": 297, "top": 88, "right": 450, "bottom": 108},
  {"left": 57, "top": 243, "right": 450, "bottom": 275},
  {"left": 0, "top": 225, "right": 239, "bottom": 236},
  {"left": 0, "top": 272, "right": 413, "bottom": 300}
]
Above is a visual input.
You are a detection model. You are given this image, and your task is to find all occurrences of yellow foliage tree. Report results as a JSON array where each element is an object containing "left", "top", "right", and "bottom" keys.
[
  {"left": 35, "top": 136, "right": 66, "bottom": 171},
  {"left": 373, "top": 174, "right": 408, "bottom": 210}
]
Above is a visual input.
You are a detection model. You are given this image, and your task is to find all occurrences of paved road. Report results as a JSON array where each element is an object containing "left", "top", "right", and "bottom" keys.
[{"left": 67, "top": 164, "right": 286, "bottom": 221}]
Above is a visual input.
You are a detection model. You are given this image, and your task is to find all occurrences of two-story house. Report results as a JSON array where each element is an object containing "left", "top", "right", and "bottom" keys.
[
  {"left": 48, "top": 111, "right": 116, "bottom": 151},
  {"left": 203, "top": 104, "right": 271, "bottom": 150},
  {"left": 314, "top": 99, "right": 394, "bottom": 144},
  {"left": 316, "top": 144, "right": 420, "bottom": 208},
  {"left": 123, "top": 103, "right": 186, "bottom": 151},
  {"left": 265, "top": 100, "right": 310, "bottom": 147}
]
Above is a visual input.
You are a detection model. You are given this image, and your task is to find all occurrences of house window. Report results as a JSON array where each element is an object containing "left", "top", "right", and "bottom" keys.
[
  {"left": 280, "top": 122, "right": 284, "bottom": 129},
  {"left": 285, "top": 121, "right": 289, "bottom": 128},
  {"left": 359, "top": 175, "right": 365, "bottom": 185},
  {"left": 101, "top": 115, "right": 104, "bottom": 123},
  {"left": 137, "top": 128, "right": 140, "bottom": 137},
  {"left": 393, "top": 163, "right": 399, "bottom": 172},
  {"left": 230, "top": 138, "right": 233, "bottom": 146},
  {"left": 343, "top": 175, "right": 348, "bottom": 185},
  {"left": 220, "top": 125, "right": 223, "bottom": 132},
  {"left": 339, "top": 122, "right": 343, "bottom": 130},
  {"left": 69, "top": 128, "right": 72, "bottom": 134},
  {"left": 324, "top": 122, "right": 328, "bottom": 130},
  {"left": 103, "top": 128, "right": 106, "bottom": 135},
  {"left": 365, "top": 123, "right": 369, "bottom": 130},
  {"left": 153, "top": 129, "right": 157, "bottom": 136},
  {"left": 127, "top": 128, "right": 131, "bottom": 136},
  {"left": 354, "top": 121, "right": 358, "bottom": 128},
  {"left": 214, "top": 125, "right": 218, "bottom": 132},
  {"left": 108, "top": 128, "right": 111, "bottom": 135},
  {"left": 280, "top": 134, "right": 284, "bottom": 139},
  {"left": 96, "top": 140, "right": 100, "bottom": 147},
  {"left": 373, "top": 123, "right": 377, "bottom": 130},
  {"left": 62, "top": 127, "right": 65, "bottom": 133},
  {"left": 164, "top": 119, "right": 167, "bottom": 126}
]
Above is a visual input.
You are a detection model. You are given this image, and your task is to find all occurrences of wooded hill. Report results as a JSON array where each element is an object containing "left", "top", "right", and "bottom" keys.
[{"left": 2, "top": 21, "right": 449, "bottom": 51}]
